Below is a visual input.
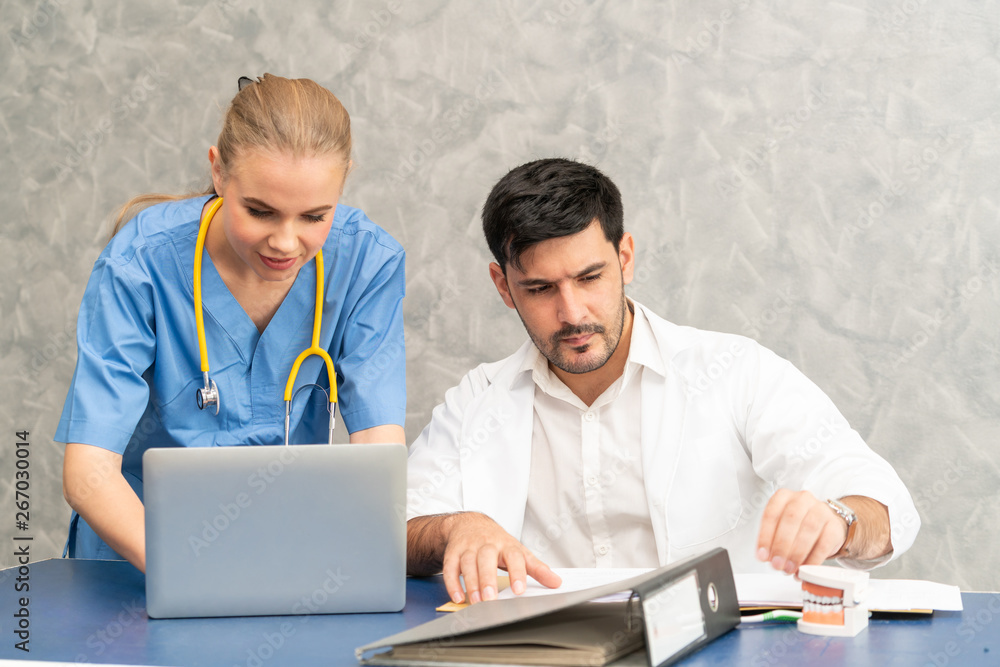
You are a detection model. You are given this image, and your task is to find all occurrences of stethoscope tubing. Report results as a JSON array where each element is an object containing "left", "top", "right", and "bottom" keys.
[{"left": 192, "top": 196, "right": 337, "bottom": 444}]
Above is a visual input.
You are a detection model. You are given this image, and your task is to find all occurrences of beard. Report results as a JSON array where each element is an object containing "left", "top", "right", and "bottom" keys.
[{"left": 519, "top": 290, "right": 628, "bottom": 375}]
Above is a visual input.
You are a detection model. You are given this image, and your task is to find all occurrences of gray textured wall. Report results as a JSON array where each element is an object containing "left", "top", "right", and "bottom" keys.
[{"left": 1, "top": 0, "right": 998, "bottom": 591}]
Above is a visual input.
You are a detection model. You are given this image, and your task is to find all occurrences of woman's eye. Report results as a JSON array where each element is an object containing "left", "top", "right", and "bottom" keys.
[
  {"left": 247, "top": 207, "right": 271, "bottom": 219},
  {"left": 305, "top": 214, "right": 326, "bottom": 223}
]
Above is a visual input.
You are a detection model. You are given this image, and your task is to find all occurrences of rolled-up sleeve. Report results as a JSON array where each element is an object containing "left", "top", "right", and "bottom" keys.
[{"left": 741, "top": 343, "right": 920, "bottom": 567}]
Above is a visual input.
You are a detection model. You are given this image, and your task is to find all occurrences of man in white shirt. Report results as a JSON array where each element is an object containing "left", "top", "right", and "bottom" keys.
[{"left": 406, "top": 158, "right": 919, "bottom": 606}]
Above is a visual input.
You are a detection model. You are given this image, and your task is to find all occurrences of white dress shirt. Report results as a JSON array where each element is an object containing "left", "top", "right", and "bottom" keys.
[
  {"left": 405, "top": 301, "right": 920, "bottom": 574},
  {"left": 520, "top": 306, "right": 660, "bottom": 567}
]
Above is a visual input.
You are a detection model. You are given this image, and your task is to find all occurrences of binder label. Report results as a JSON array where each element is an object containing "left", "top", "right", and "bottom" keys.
[{"left": 641, "top": 572, "right": 707, "bottom": 667}]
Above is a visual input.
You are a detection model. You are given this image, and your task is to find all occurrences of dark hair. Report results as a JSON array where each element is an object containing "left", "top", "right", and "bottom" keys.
[{"left": 482, "top": 158, "right": 624, "bottom": 272}]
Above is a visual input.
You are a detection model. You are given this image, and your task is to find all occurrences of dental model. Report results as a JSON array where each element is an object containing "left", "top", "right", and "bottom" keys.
[{"left": 797, "top": 565, "right": 870, "bottom": 637}]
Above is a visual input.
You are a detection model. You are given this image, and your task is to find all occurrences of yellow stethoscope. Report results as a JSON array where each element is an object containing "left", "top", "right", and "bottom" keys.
[{"left": 192, "top": 197, "right": 337, "bottom": 445}]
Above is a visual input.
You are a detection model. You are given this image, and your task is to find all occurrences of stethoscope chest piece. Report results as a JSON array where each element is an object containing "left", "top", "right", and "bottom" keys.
[{"left": 196, "top": 373, "right": 220, "bottom": 415}]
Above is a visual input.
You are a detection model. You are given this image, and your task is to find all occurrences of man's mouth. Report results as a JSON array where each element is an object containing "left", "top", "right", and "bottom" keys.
[{"left": 562, "top": 333, "right": 594, "bottom": 347}]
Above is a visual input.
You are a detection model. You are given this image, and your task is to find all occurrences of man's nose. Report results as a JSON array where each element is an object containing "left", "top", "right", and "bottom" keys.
[{"left": 556, "top": 285, "right": 587, "bottom": 325}]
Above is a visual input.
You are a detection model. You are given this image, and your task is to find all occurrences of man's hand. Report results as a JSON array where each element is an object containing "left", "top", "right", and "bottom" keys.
[
  {"left": 407, "top": 512, "right": 562, "bottom": 604},
  {"left": 756, "top": 490, "right": 893, "bottom": 575},
  {"left": 756, "top": 489, "right": 848, "bottom": 575}
]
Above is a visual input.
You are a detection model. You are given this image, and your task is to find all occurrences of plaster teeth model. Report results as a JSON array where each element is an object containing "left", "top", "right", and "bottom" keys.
[{"left": 797, "top": 565, "right": 870, "bottom": 637}]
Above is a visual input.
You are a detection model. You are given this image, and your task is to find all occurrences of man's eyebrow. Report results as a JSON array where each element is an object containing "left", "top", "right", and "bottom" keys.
[
  {"left": 241, "top": 196, "right": 333, "bottom": 215},
  {"left": 515, "top": 262, "right": 607, "bottom": 287}
]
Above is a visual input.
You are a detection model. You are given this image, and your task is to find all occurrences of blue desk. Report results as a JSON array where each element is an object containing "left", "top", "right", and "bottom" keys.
[{"left": 1, "top": 559, "right": 997, "bottom": 665}]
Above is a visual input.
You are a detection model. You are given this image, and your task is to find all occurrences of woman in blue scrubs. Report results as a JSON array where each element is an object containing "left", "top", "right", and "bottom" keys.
[{"left": 57, "top": 74, "right": 406, "bottom": 571}]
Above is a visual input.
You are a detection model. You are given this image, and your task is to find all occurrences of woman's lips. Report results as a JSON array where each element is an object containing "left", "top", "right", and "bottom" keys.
[{"left": 259, "top": 254, "right": 296, "bottom": 270}]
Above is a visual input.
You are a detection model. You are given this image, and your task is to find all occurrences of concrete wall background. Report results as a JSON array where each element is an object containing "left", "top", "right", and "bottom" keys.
[{"left": 1, "top": 0, "right": 998, "bottom": 590}]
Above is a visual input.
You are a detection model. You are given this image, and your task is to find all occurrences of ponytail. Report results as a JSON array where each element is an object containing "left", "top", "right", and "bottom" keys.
[{"left": 108, "top": 73, "right": 352, "bottom": 241}]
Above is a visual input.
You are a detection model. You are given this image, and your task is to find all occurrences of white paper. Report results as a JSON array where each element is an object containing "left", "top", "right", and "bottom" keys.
[
  {"left": 735, "top": 573, "right": 964, "bottom": 611},
  {"left": 497, "top": 568, "right": 653, "bottom": 601},
  {"left": 498, "top": 568, "right": 963, "bottom": 612}
]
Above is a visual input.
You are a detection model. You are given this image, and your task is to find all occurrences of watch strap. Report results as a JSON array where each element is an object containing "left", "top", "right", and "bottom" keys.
[{"left": 827, "top": 498, "right": 857, "bottom": 557}]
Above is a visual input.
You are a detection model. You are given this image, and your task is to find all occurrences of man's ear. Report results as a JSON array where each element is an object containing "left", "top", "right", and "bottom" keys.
[
  {"left": 619, "top": 232, "right": 636, "bottom": 286},
  {"left": 489, "top": 262, "right": 517, "bottom": 310}
]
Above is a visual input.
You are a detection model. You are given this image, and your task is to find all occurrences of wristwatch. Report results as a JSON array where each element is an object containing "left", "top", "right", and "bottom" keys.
[{"left": 826, "top": 498, "right": 857, "bottom": 556}]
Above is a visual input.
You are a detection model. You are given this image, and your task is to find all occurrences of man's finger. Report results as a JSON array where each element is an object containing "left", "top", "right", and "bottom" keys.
[
  {"left": 442, "top": 555, "right": 465, "bottom": 604},
  {"left": 781, "top": 504, "right": 832, "bottom": 574},
  {"left": 500, "top": 547, "right": 529, "bottom": 596},
  {"left": 767, "top": 499, "right": 811, "bottom": 573},
  {"left": 525, "top": 554, "right": 562, "bottom": 590},
  {"left": 477, "top": 546, "right": 500, "bottom": 602},
  {"left": 460, "top": 550, "right": 482, "bottom": 604},
  {"left": 757, "top": 490, "right": 792, "bottom": 562},
  {"left": 803, "top": 521, "right": 849, "bottom": 567}
]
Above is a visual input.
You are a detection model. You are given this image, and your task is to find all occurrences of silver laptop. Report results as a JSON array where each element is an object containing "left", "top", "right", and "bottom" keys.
[{"left": 143, "top": 443, "right": 407, "bottom": 619}]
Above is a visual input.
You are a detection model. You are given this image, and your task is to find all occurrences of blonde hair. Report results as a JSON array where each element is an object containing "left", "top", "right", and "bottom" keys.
[{"left": 109, "top": 74, "right": 352, "bottom": 239}]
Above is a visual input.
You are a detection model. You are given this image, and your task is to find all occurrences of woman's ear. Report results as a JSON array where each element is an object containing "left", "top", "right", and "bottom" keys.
[{"left": 208, "top": 146, "right": 225, "bottom": 194}]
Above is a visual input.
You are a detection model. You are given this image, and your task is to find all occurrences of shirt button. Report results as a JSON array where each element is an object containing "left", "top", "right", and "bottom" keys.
[
  {"left": 584, "top": 412, "right": 596, "bottom": 422},
  {"left": 598, "top": 545, "right": 610, "bottom": 556},
  {"left": 587, "top": 475, "right": 599, "bottom": 486}
]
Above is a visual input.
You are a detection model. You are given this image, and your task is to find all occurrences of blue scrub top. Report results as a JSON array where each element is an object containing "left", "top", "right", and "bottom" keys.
[{"left": 56, "top": 196, "right": 406, "bottom": 559}]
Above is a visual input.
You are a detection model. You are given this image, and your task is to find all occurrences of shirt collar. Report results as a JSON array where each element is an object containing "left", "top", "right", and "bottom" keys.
[{"left": 513, "top": 299, "right": 667, "bottom": 394}]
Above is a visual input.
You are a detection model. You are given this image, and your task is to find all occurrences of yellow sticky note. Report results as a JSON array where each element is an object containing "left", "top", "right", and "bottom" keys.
[{"left": 435, "top": 575, "right": 511, "bottom": 612}]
